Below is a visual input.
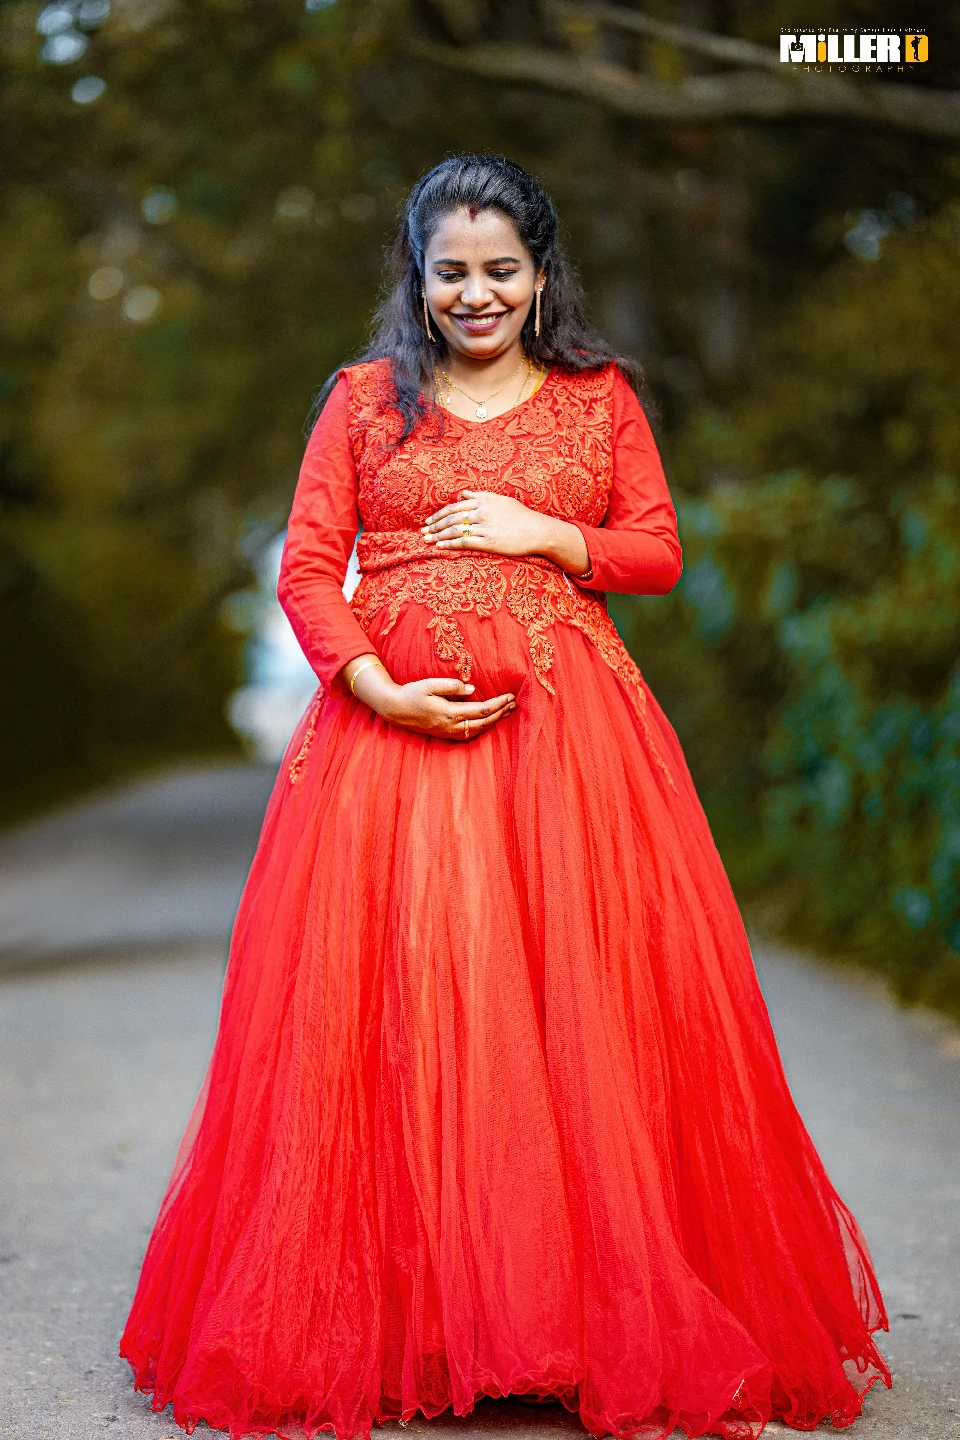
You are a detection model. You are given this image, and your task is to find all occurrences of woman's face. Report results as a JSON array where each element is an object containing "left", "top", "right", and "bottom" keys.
[{"left": 422, "top": 207, "right": 543, "bottom": 360}]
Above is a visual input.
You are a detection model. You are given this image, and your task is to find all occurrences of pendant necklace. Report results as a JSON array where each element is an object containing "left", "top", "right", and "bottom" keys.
[{"left": 437, "top": 354, "right": 527, "bottom": 421}]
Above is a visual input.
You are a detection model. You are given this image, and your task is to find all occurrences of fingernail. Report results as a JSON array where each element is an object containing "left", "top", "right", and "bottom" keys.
[{"left": 466, "top": 684, "right": 475, "bottom": 692}]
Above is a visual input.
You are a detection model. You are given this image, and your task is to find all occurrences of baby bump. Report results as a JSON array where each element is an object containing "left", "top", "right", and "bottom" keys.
[
  {"left": 350, "top": 552, "right": 631, "bottom": 706},
  {"left": 351, "top": 562, "right": 534, "bottom": 700}
]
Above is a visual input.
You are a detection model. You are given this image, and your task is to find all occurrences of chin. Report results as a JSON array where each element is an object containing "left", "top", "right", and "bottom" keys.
[{"left": 447, "top": 331, "right": 521, "bottom": 358}]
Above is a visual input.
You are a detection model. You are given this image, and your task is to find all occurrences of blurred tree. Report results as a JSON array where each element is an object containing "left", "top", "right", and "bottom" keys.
[
  {"left": 619, "top": 197, "right": 960, "bottom": 1015},
  {"left": 1, "top": 0, "right": 395, "bottom": 816},
  {"left": 416, "top": 2, "right": 960, "bottom": 139}
]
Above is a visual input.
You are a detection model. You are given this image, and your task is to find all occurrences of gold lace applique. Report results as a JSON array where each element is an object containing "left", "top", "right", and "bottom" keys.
[
  {"left": 288, "top": 690, "right": 325, "bottom": 784},
  {"left": 350, "top": 557, "right": 508, "bottom": 682},
  {"left": 344, "top": 359, "right": 615, "bottom": 535},
  {"left": 351, "top": 553, "right": 676, "bottom": 788},
  {"left": 503, "top": 564, "right": 676, "bottom": 788},
  {"left": 335, "top": 363, "right": 675, "bottom": 787}
]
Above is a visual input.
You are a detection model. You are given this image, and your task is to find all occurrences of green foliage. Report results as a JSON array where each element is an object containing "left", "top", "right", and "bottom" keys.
[
  {"left": 621, "top": 202, "right": 960, "bottom": 1015},
  {"left": 0, "top": 0, "right": 399, "bottom": 817}
]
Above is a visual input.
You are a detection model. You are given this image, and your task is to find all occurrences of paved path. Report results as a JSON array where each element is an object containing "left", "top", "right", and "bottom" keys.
[
  {"left": 1, "top": 767, "right": 958, "bottom": 1439},
  {"left": 0, "top": 765, "right": 278, "bottom": 970}
]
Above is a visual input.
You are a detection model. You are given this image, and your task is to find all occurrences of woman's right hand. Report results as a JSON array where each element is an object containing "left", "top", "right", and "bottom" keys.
[{"left": 343, "top": 656, "right": 516, "bottom": 740}]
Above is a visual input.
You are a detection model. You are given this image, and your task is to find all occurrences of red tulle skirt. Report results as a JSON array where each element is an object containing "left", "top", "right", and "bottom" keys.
[{"left": 120, "top": 597, "right": 891, "bottom": 1440}]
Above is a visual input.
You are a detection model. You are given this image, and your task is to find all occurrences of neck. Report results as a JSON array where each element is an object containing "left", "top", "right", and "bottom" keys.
[{"left": 440, "top": 341, "right": 526, "bottom": 392}]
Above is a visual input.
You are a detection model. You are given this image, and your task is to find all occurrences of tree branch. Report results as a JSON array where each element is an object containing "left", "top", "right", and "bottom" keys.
[
  {"left": 410, "top": 39, "right": 960, "bottom": 140},
  {"left": 557, "top": 2, "right": 784, "bottom": 72}
]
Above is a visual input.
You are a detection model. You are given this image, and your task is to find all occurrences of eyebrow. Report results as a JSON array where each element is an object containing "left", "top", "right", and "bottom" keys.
[{"left": 431, "top": 256, "right": 523, "bottom": 266}]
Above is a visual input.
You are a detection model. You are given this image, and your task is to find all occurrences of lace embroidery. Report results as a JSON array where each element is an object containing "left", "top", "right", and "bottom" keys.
[
  {"left": 288, "top": 690, "right": 325, "bottom": 784},
  {"left": 351, "top": 556, "right": 507, "bottom": 682},
  {"left": 343, "top": 359, "right": 615, "bottom": 533},
  {"left": 332, "top": 360, "right": 675, "bottom": 787},
  {"left": 350, "top": 551, "right": 676, "bottom": 789}
]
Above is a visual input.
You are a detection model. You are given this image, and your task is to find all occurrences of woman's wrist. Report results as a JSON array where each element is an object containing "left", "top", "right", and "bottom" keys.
[
  {"left": 342, "top": 654, "right": 401, "bottom": 713},
  {"left": 536, "top": 514, "right": 592, "bottom": 577}
]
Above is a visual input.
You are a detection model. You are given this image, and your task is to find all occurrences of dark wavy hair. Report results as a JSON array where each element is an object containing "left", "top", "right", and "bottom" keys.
[{"left": 310, "top": 153, "right": 650, "bottom": 441}]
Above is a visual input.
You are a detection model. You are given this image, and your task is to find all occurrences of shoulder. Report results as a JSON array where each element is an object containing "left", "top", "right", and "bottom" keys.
[
  {"left": 600, "top": 363, "right": 657, "bottom": 438},
  {"left": 551, "top": 360, "right": 617, "bottom": 396},
  {"left": 598, "top": 361, "right": 641, "bottom": 405},
  {"left": 335, "top": 358, "right": 403, "bottom": 453},
  {"left": 548, "top": 363, "right": 620, "bottom": 433},
  {"left": 337, "top": 357, "right": 393, "bottom": 383},
  {"left": 551, "top": 362, "right": 641, "bottom": 417},
  {"left": 551, "top": 362, "right": 657, "bottom": 447},
  {"left": 336, "top": 357, "right": 395, "bottom": 403}
]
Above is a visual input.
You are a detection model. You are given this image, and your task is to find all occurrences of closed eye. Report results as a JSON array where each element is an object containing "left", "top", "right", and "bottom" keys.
[{"left": 435, "top": 269, "right": 521, "bottom": 282}]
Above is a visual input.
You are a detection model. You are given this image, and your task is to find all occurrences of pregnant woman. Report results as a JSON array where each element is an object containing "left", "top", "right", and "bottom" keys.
[{"left": 121, "top": 155, "right": 890, "bottom": 1440}]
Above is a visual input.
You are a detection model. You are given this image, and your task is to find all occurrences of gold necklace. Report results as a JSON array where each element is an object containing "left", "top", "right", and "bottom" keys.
[
  {"left": 513, "top": 360, "right": 533, "bottom": 410},
  {"left": 516, "top": 359, "right": 546, "bottom": 408},
  {"left": 437, "top": 353, "right": 526, "bottom": 421}
]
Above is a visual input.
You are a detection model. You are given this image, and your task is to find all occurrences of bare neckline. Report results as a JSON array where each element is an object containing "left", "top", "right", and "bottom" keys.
[{"left": 437, "top": 366, "right": 555, "bottom": 429}]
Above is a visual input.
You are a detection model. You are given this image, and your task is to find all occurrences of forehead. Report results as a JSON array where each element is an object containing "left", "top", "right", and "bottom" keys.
[{"left": 424, "top": 206, "right": 530, "bottom": 262}]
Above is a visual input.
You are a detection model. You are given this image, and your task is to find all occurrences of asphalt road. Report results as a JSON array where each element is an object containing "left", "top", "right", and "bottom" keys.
[
  {"left": 1, "top": 764, "right": 958, "bottom": 1440},
  {"left": 0, "top": 765, "right": 279, "bottom": 970}
]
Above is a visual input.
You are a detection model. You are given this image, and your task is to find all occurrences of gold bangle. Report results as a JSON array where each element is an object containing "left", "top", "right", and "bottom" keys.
[{"left": 348, "top": 657, "right": 385, "bottom": 695}]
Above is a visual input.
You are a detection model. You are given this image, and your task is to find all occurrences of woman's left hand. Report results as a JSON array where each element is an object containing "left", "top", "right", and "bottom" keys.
[{"left": 420, "top": 489, "right": 554, "bottom": 559}]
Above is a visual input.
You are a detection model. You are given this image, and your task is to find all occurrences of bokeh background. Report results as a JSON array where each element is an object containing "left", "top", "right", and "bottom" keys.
[{"left": 3, "top": 0, "right": 960, "bottom": 1017}]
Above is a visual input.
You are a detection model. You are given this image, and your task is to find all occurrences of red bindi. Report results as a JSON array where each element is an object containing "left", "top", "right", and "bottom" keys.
[{"left": 468, "top": 206, "right": 478, "bottom": 220}]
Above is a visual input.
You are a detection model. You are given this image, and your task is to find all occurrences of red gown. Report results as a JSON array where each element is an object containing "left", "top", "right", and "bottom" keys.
[{"left": 121, "top": 361, "right": 891, "bottom": 1440}]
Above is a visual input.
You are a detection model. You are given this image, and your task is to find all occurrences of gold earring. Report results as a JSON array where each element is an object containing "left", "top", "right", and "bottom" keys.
[
  {"left": 422, "top": 286, "right": 435, "bottom": 342},
  {"left": 535, "top": 283, "right": 543, "bottom": 337}
]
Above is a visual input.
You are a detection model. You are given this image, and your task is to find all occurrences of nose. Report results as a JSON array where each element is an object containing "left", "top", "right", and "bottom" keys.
[{"left": 459, "top": 274, "right": 495, "bottom": 308}]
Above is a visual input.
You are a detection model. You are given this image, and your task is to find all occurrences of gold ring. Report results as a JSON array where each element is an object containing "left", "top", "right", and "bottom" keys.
[
  {"left": 462, "top": 522, "right": 471, "bottom": 537},
  {"left": 464, "top": 717, "right": 470, "bottom": 739}
]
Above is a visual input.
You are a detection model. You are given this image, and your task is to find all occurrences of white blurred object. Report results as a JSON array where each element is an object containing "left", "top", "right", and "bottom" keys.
[
  {"left": 37, "top": 5, "right": 77, "bottom": 35},
  {"left": 88, "top": 265, "right": 124, "bottom": 299},
  {"left": 72, "top": 74, "right": 106, "bottom": 103},
  {"left": 228, "top": 531, "right": 361, "bottom": 763},
  {"left": 40, "top": 29, "right": 87, "bottom": 61},
  {"left": 123, "top": 285, "right": 162, "bottom": 321}
]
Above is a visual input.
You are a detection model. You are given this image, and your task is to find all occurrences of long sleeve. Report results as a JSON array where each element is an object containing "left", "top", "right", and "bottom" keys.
[
  {"left": 277, "top": 374, "right": 379, "bottom": 693},
  {"left": 568, "top": 368, "right": 683, "bottom": 596}
]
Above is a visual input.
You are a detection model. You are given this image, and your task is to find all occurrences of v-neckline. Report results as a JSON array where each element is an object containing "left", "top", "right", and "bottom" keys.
[{"left": 437, "top": 366, "right": 555, "bottom": 429}]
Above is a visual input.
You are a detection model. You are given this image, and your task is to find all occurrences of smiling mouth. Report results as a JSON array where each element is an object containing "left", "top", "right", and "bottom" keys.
[{"left": 451, "top": 312, "right": 508, "bottom": 333}]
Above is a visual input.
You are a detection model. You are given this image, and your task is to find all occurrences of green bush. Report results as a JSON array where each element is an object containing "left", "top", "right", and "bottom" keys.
[{"left": 620, "top": 200, "right": 960, "bottom": 1016}]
